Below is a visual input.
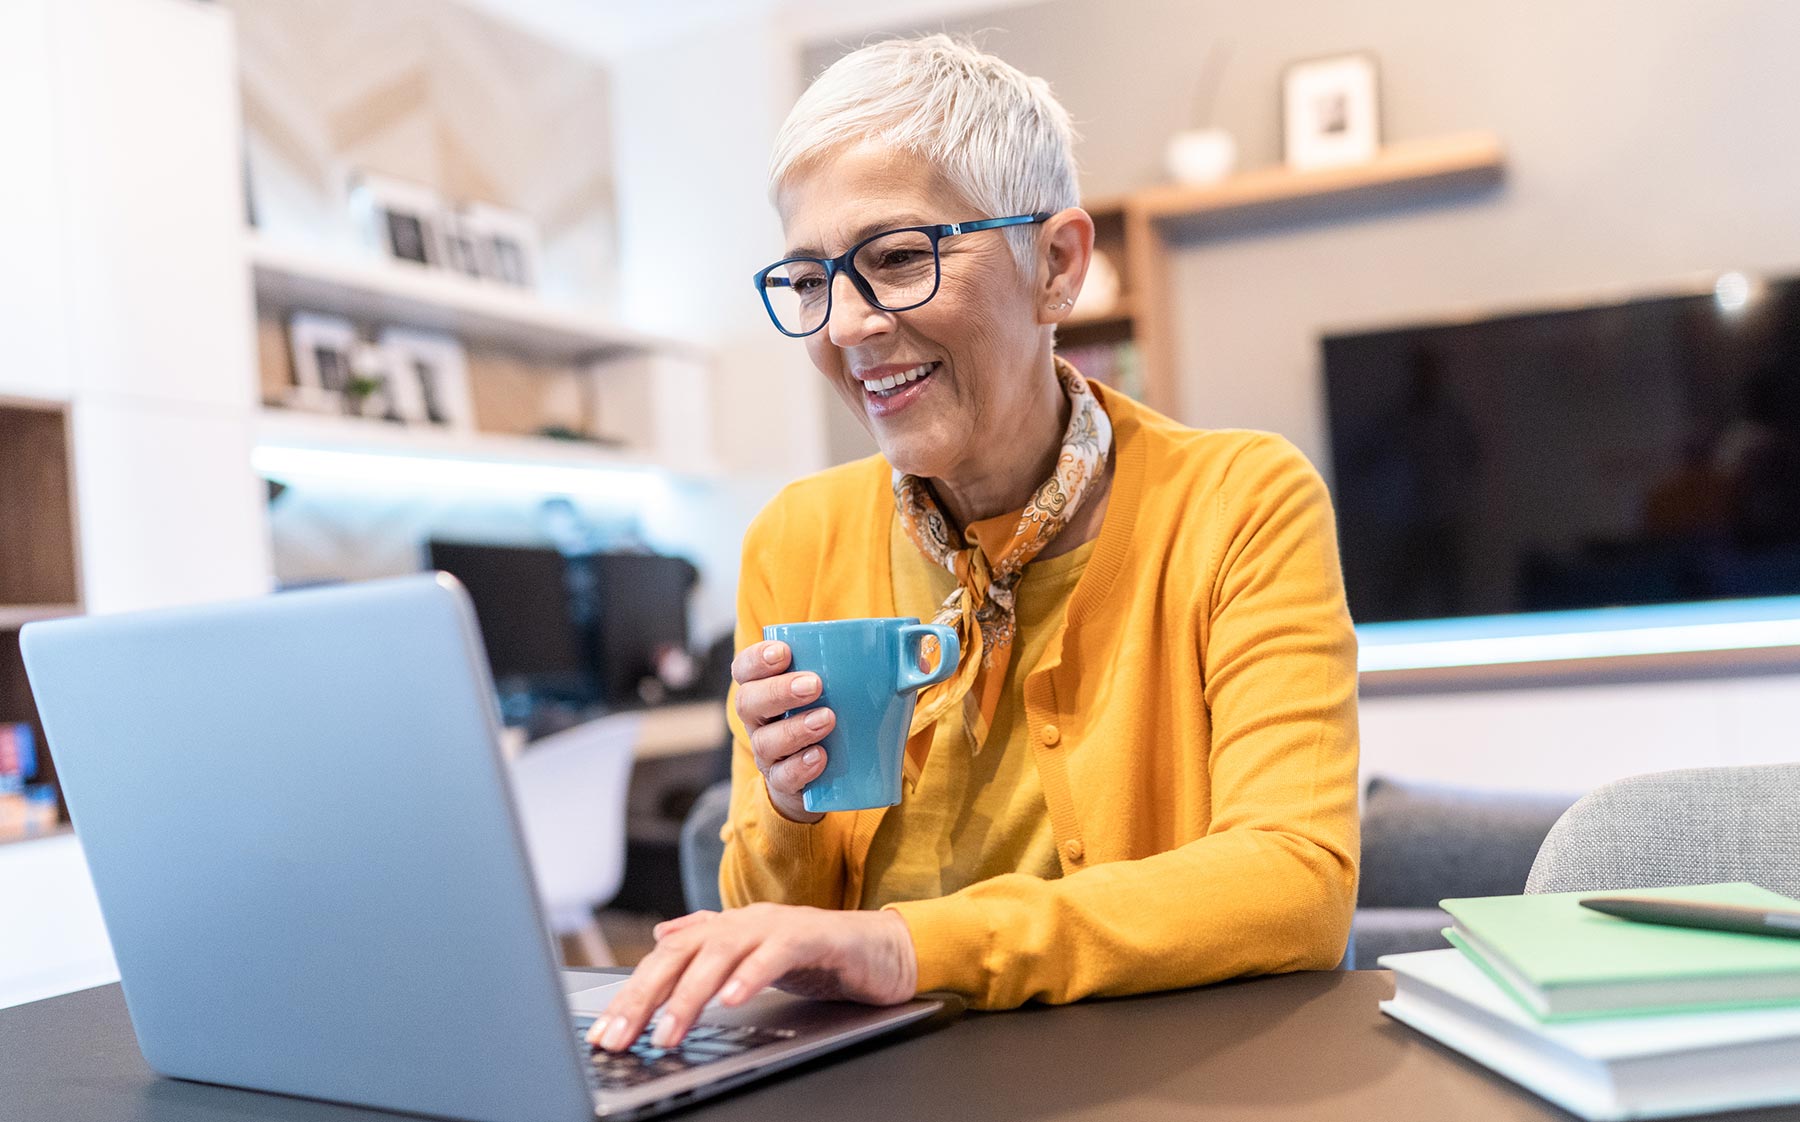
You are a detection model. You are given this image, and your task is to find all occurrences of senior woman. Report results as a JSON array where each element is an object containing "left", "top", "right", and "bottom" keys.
[{"left": 591, "top": 34, "right": 1359, "bottom": 1054}]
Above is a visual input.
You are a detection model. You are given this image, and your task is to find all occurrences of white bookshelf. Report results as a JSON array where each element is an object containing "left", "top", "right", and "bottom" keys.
[{"left": 246, "top": 233, "right": 699, "bottom": 365}]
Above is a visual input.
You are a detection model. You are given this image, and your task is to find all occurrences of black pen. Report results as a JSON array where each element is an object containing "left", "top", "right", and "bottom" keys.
[{"left": 1580, "top": 894, "right": 1800, "bottom": 939}]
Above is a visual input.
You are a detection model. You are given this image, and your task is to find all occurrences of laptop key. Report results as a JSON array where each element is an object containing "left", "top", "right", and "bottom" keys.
[{"left": 577, "top": 1018, "right": 794, "bottom": 1093}]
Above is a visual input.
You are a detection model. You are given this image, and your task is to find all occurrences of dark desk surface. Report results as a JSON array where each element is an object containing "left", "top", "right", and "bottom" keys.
[{"left": 7, "top": 971, "right": 1800, "bottom": 1122}]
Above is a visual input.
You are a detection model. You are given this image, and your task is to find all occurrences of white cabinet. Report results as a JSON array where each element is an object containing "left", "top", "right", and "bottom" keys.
[
  {"left": 9, "top": 0, "right": 274, "bottom": 615},
  {"left": 50, "top": 0, "right": 258, "bottom": 412},
  {"left": 0, "top": 0, "right": 69, "bottom": 401},
  {"left": 72, "top": 399, "right": 271, "bottom": 614}
]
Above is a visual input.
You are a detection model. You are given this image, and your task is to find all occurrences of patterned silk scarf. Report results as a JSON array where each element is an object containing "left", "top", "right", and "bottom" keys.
[{"left": 892, "top": 356, "right": 1112, "bottom": 775}]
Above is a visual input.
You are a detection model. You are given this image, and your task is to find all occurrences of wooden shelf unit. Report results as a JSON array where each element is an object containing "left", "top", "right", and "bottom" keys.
[
  {"left": 1129, "top": 132, "right": 1504, "bottom": 223},
  {"left": 0, "top": 399, "right": 80, "bottom": 844},
  {"left": 1066, "top": 132, "right": 1506, "bottom": 414}
]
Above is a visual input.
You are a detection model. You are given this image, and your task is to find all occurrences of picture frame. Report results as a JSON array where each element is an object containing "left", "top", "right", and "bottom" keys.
[
  {"left": 435, "top": 210, "right": 488, "bottom": 280},
  {"left": 378, "top": 326, "right": 475, "bottom": 431},
  {"left": 459, "top": 201, "right": 542, "bottom": 289},
  {"left": 348, "top": 172, "right": 447, "bottom": 268},
  {"left": 1282, "top": 52, "right": 1381, "bottom": 171},
  {"left": 285, "top": 311, "right": 359, "bottom": 413}
]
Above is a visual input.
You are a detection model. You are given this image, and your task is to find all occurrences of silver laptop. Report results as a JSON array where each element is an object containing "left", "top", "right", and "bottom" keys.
[{"left": 20, "top": 574, "right": 945, "bottom": 1122}]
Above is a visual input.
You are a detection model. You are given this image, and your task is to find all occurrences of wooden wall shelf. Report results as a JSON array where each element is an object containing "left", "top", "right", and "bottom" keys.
[
  {"left": 1131, "top": 132, "right": 1504, "bottom": 224},
  {"left": 1072, "top": 132, "right": 1506, "bottom": 416}
]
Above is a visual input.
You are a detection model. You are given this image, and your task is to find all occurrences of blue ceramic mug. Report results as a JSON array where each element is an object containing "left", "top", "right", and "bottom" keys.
[{"left": 762, "top": 617, "right": 960, "bottom": 813}]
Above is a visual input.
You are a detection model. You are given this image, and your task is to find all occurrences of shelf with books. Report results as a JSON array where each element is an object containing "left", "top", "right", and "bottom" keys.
[
  {"left": 0, "top": 400, "right": 78, "bottom": 842},
  {"left": 1056, "top": 338, "right": 1144, "bottom": 402}
]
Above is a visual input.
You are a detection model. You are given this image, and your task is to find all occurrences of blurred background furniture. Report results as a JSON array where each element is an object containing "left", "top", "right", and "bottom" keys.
[
  {"left": 1351, "top": 775, "right": 1577, "bottom": 968},
  {"left": 507, "top": 711, "right": 642, "bottom": 965},
  {"left": 1525, "top": 763, "right": 1800, "bottom": 897},
  {"left": 679, "top": 779, "right": 733, "bottom": 914}
]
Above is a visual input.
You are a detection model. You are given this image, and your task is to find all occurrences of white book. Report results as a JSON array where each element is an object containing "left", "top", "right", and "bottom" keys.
[{"left": 1379, "top": 949, "right": 1800, "bottom": 1121}]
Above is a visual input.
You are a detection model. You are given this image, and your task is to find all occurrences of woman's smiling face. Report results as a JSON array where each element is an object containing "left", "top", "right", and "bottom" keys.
[{"left": 776, "top": 142, "right": 1049, "bottom": 483}]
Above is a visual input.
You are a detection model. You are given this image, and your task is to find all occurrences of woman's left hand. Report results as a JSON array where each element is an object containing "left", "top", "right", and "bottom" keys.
[{"left": 585, "top": 903, "right": 919, "bottom": 1052}]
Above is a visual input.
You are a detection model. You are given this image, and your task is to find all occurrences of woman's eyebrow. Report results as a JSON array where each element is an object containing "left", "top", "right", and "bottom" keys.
[{"left": 786, "top": 214, "right": 933, "bottom": 258}]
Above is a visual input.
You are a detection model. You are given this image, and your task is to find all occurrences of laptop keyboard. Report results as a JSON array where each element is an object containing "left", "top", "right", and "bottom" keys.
[{"left": 573, "top": 1016, "right": 797, "bottom": 1091}]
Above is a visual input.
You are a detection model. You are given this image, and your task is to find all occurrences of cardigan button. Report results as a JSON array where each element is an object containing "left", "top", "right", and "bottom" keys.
[
  {"left": 1062, "top": 839, "right": 1084, "bottom": 863},
  {"left": 1040, "top": 723, "right": 1061, "bottom": 746}
]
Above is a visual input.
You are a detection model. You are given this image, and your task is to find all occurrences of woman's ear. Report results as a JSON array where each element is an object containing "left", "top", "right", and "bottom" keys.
[{"left": 1036, "top": 207, "right": 1096, "bottom": 325}]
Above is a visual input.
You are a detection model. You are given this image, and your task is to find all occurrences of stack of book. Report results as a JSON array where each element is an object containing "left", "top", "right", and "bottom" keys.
[{"left": 1380, "top": 882, "right": 1800, "bottom": 1120}]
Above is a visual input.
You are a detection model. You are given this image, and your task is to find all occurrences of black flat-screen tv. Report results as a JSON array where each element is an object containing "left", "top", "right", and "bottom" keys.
[{"left": 1322, "top": 276, "right": 1800, "bottom": 624}]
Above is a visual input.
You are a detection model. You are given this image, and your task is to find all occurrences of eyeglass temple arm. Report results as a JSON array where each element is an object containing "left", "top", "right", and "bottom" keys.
[{"left": 941, "top": 212, "right": 1053, "bottom": 237}]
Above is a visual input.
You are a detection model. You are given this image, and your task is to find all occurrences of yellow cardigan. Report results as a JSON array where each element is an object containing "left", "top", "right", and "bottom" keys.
[{"left": 719, "top": 383, "right": 1361, "bottom": 1010}]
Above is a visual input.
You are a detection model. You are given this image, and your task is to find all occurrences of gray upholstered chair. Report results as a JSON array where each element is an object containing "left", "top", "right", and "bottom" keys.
[
  {"left": 1524, "top": 763, "right": 1800, "bottom": 898},
  {"left": 679, "top": 779, "right": 733, "bottom": 913},
  {"left": 1352, "top": 776, "right": 1578, "bottom": 968}
]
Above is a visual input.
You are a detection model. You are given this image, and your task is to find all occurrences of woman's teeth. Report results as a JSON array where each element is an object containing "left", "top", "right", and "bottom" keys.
[{"left": 867, "top": 363, "right": 934, "bottom": 396}]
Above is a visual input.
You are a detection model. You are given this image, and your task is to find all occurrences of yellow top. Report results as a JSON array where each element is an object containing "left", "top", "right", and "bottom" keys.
[
  {"left": 719, "top": 382, "right": 1361, "bottom": 1010},
  {"left": 859, "top": 516, "right": 1093, "bottom": 909}
]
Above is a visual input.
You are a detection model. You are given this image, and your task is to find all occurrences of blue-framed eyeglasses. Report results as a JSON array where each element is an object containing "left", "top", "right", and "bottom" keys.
[{"left": 753, "top": 212, "right": 1051, "bottom": 338}]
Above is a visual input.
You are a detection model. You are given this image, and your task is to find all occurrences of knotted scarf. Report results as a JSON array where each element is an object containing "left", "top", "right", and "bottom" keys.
[{"left": 892, "top": 356, "right": 1112, "bottom": 780}]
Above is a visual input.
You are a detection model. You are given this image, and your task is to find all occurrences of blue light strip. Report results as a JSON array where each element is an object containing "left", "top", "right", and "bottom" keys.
[{"left": 1356, "top": 596, "right": 1800, "bottom": 672}]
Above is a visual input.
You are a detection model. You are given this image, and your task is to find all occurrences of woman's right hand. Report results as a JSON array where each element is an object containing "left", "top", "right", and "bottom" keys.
[{"left": 733, "top": 640, "right": 835, "bottom": 824}]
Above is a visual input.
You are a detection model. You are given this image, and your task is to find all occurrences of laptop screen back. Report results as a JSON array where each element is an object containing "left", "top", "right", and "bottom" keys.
[{"left": 20, "top": 575, "right": 594, "bottom": 1122}]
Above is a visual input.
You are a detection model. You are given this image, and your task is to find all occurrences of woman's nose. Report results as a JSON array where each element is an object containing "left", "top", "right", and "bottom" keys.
[{"left": 826, "top": 272, "right": 891, "bottom": 347}]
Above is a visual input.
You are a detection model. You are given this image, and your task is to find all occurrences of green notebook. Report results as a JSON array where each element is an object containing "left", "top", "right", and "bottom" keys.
[{"left": 1440, "top": 882, "right": 1800, "bottom": 1021}]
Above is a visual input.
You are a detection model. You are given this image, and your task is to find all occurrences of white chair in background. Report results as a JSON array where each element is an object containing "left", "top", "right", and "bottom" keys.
[{"left": 507, "top": 712, "right": 643, "bottom": 966}]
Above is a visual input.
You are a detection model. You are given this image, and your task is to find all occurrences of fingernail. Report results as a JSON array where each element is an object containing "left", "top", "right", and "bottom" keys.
[
  {"left": 802, "top": 747, "right": 823, "bottom": 766},
  {"left": 792, "top": 673, "right": 819, "bottom": 698},
  {"left": 763, "top": 643, "right": 785, "bottom": 664},
  {"left": 601, "top": 1017, "right": 633, "bottom": 1051},
  {"left": 721, "top": 979, "right": 746, "bottom": 1004},
  {"left": 651, "top": 1018, "right": 678, "bottom": 1049},
  {"left": 804, "top": 709, "right": 830, "bottom": 731},
  {"left": 587, "top": 1015, "right": 612, "bottom": 1046}
]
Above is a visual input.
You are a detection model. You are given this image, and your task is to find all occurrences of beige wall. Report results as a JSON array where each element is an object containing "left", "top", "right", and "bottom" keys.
[{"left": 805, "top": 0, "right": 1800, "bottom": 475}]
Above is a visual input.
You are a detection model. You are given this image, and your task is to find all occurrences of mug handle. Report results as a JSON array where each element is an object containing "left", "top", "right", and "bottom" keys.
[{"left": 895, "top": 625, "right": 960, "bottom": 693}]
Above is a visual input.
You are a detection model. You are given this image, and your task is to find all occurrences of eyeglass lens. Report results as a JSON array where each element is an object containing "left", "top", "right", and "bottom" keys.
[{"left": 762, "top": 229, "right": 938, "bottom": 335}]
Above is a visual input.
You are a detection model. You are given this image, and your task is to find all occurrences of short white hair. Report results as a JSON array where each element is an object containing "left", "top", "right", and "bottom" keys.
[{"left": 769, "top": 34, "right": 1080, "bottom": 273}]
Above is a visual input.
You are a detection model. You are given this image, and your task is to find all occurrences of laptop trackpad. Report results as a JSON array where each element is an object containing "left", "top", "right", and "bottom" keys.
[{"left": 564, "top": 979, "right": 629, "bottom": 1015}]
